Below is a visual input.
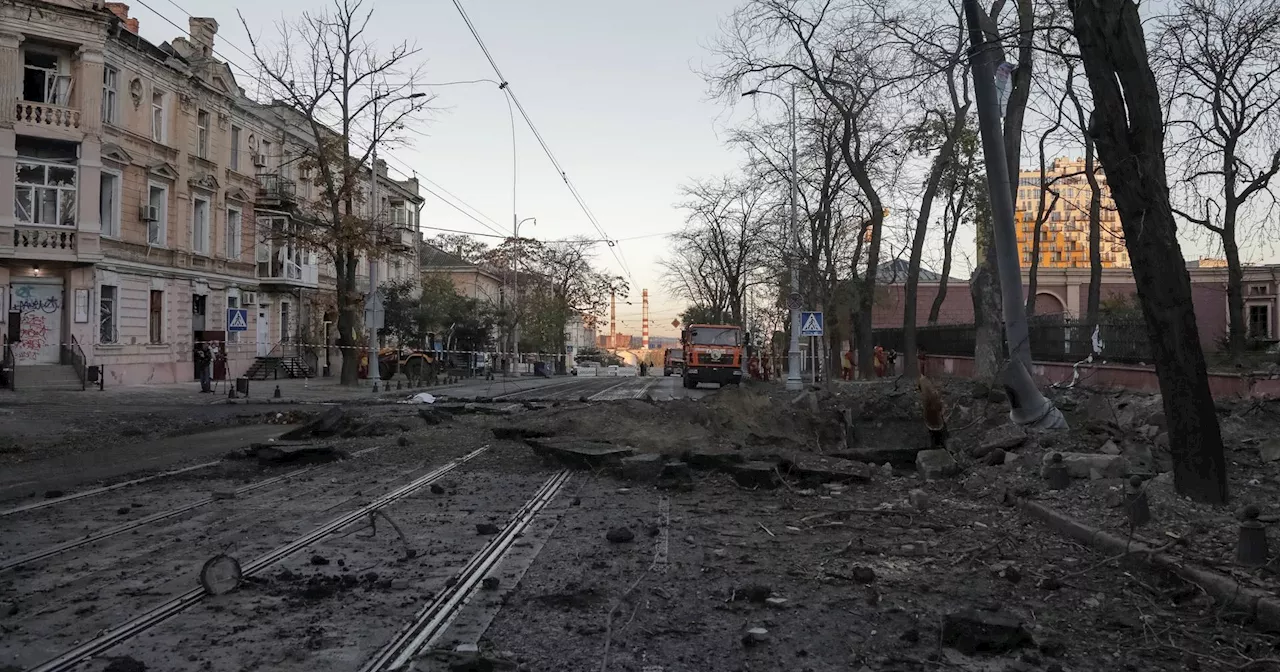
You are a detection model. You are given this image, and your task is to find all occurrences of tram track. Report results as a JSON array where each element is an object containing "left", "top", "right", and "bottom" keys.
[
  {"left": 360, "top": 469, "right": 572, "bottom": 671},
  {"left": 26, "top": 446, "right": 492, "bottom": 672}
]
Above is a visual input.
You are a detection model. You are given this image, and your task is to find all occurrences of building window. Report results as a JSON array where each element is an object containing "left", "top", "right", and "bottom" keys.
[
  {"left": 227, "top": 294, "right": 240, "bottom": 343},
  {"left": 1248, "top": 304, "right": 1272, "bottom": 339},
  {"left": 151, "top": 87, "right": 166, "bottom": 143},
  {"left": 147, "top": 183, "right": 168, "bottom": 246},
  {"left": 23, "top": 48, "right": 70, "bottom": 105},
  {"left": 149, "top": 290, "right": 164, "bottom": 344},
  {"left": 197, "top": 110, "right": 210, "bottom": 158},
  {"left": 1249, "top": 285, "right": 1269, "bottom": 296},
  {"left": 15, "top": 160, "right": 77, "bottom": 226},
  {"left": 192, "top": 196, "right": 210, "bottom": 254},
  {"left": 280, "top": 302, "right": 291, "bottom": 342},
  {"left": 260, "top": 139, "right": 271, "bottom": 169},
  {"left": 102, "top": 64, "right": 119, "bottom": 124},
  {"left": 226, "top": 207, "right": 242, "bottom": 260},
  {"left": 100, "top": 285, "right": 117, "bottom": 344},
  {"left": 100, "top": 171, "right": 120, "bottom": 237},
  {"left": 230, "top": 125, "right": 242, "bottom": 171}
]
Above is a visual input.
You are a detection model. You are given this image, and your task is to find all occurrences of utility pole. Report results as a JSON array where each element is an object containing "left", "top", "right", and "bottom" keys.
[
  {"left": 512, "top": 216, "right": 535, "bottom": 376},
  {"left": 786, "top": 83, "right": 802, "bottom": 392},
  {"left": 962, "top": 0, "right": 1066, "bottom": 430},
  {"left": 610, "top": 288, "right": 617, "bottom": 351},
  {"left": 368, "top": 101, "right": 381, "bottom": 393}
]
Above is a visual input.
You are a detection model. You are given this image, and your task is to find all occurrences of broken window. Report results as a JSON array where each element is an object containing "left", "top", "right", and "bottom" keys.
[
  {"left": 100, "top": 285, "right": 117, "bottom": 344},
  {"left": 15, "top": 159, "right": 77, "bottom": 227}
]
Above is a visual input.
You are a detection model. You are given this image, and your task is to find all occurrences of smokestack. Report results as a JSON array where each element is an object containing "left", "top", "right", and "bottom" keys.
[
  {"left": 105, "top": 3, "right": 140, "bottom": 34},
  {"left": 610, "top": 289, "right": 616, "bottom": 350},
  {"left": 642, "top": 289, "right": 649, "bottom": 350}
]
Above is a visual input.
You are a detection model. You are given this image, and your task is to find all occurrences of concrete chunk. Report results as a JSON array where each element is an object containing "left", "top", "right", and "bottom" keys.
[
  {"left": 1039, "top": 452, "right": 1129, "bottom": 479},
  {"left": 731, "top": 461, "right": 781, "bottom": 489},
  {"left": 527, "top": 438, "right": 635, "bottom": 469},
  {"left": 916, "top": 449, "right": 958, "bottom": 481},
  {"left": 618, "top": 453, "right": 665, "bottom": 481},
  {"left": 778, "top": 454, "right": 872, "bottom": 484}
]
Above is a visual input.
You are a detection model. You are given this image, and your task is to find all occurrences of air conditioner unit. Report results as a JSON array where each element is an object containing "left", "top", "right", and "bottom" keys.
[
  {"left": 141, "top": 205, "right": 159, "bottom": 221},
  {"left": 242, "top": 292, "right": 258, "bottom": 306},
  {"left": 253, "top": 153, "right": 267, "bottom": 167}
]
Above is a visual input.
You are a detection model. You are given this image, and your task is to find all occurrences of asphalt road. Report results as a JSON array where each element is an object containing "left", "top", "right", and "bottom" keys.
[{"left": 444, "top": 372, "right": 718, "bottom": 402}]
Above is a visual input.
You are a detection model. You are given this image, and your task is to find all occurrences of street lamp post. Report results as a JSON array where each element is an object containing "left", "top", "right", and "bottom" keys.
[
  {"left": 511, "top": 216, "right": 536, "bottom": 375},
  {"left": 368, "top": 91, "right": 427, "bottom": 392},
  {"left": 743, "top": 84, "right": 803, "bottom": 392}
]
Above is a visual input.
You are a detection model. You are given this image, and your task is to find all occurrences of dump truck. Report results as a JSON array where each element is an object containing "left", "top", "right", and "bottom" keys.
[
  {"left": 662, "top": 348, "right": 684, "bottom": 377},
  {"left": 680, "top": 324, "right": 744, "bottom": 389}
]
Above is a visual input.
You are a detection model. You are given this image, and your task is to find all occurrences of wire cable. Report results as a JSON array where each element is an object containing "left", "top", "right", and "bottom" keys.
[{"left": 450, "top": 0, "right": 632, "bottom": 280}]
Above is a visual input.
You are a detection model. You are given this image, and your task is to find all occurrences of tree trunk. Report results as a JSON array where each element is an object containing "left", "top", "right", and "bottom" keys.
[
  {"left": 1069, "top": 0, "right": 1228, "bottom": 504},
  {"left": 929, "top": 230, "right": 955, "bottom": 326},
  {"left": 857, "top": 208, "right": 884, "bottom": 380},
  {"left": 971, "top": 190, "right": 1003, "bottom": 380},
  {"left": 904, "top": 132, "right": 961, "bottom": 378},
  {"left": 1085, "top": 134, "right": 1103, "bottom": 334},
  {"left": 336, "top": 248, "right": 360, "bottom": 385},
  {"left": 1223, "top": 231, "right": 1247, "bottom": 358}
]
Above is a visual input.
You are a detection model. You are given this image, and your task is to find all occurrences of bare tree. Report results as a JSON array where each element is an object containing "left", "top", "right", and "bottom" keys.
[
  {"left": 967, "top": 0, "right": 1037, "bottom": 383},
  {"left": 1069, "top": 0, "right": 1229, "bottom": 504},
  {"left": 883, "top": 0, "right": 972, "bottom": 377},
  {"left": 1156, "top": 0, "right": 1280, "bottom": 359},
  {"left": 709, "top": 0, "right": 911, "bottom": 378},
  {"left": 663, "top": 176, "right": 773, "bottom": 326},
  {"left": 929, "top": 124, "right": 980, "bottom": 325},
  {"left": 240, "top": 0, "right": 429, "bottom": 385}
]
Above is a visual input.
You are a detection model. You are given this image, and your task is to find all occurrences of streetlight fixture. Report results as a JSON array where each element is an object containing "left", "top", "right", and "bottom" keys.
[
  {"left": 368, "top": 91, "right": 428, "bottom": 392},
  {"left": 743, "top": 85, "right": 803, "bottom": 392},
  {"left": 511, "top": 216, "right": 536, "bottom": 375}
]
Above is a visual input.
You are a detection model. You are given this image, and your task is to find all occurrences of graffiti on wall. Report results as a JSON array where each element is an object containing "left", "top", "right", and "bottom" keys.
[{"left": 10, "top": 284, "right": 62, "bottom": 363}]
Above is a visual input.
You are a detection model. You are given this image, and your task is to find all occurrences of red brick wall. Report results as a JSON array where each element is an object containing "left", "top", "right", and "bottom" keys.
[{"left": 871, "top": 284, "right": 974, "bottom": 328}]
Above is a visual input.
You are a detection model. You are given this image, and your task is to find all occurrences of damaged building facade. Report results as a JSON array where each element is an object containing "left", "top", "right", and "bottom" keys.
[{"left": 1, "top": 0, "right": 422, "bottom": 387}]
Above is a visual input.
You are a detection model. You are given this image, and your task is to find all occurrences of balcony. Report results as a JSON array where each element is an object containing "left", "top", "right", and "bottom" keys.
[
  {"left": 16, "top": 102, "right": 81, "bottom": 130},
  {"left": 257, "top": 255, "right": 319, "bottom": 288},
  {"left": 255, "top": 173, "right": 297, "bottom": 209},
  {"left": 6, "top": 225, "right": 79, "bottom": 261}
]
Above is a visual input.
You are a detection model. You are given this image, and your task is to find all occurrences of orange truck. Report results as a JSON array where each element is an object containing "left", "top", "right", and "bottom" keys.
[{"left": 680, "top": 324, "right": 745, "bottom": 389}]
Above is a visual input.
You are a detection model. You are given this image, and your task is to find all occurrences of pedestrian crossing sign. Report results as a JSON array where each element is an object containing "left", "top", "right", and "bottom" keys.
[
  {"left": 227, "top": 308, "right": 249, "bottom": 332},
  {"left": 800, "top": 311, "right": 824, "bottom": 337}
]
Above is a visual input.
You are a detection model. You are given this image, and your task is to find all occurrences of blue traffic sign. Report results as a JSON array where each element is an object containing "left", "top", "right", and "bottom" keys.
[
  {"left": 800, "top": 311, "right": 824, "bottom": 337},
  {"left": 227, "top": 308, "right": 249, "bottom": 332}
]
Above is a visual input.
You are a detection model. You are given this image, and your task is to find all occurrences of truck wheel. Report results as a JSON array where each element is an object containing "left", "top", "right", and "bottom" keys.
[{"left": 683, "top": 376, "right": 697, "bottom": 390}]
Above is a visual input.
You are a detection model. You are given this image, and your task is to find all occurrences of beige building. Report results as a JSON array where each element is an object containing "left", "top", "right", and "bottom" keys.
[
  {"left": 1015, "top": 156, "right": 1130, "bottom": 269},
  {"left": 1, "top": 0, "right": 421, "bottom": 388}
]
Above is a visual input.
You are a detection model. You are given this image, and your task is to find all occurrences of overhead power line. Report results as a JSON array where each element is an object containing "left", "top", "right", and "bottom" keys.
[{"left": 450, "top": 0, "right": 633, "bottom": 281}]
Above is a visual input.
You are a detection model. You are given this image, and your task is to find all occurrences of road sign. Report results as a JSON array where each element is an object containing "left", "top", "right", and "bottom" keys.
[
  {"left": 671, "top": 318, "right": 680, "bottom": 329},
  {"left": 787, "top": 292, "right": 802, "bottom": 310},
  {"left": 227, "top": 308, "right": 248, "bottom": 332},
  {"left": 800, "top": 311, "right": 824, "bottom": 337}
]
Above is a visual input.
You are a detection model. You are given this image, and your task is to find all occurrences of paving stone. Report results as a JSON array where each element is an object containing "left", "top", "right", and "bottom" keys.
[
  {"left": 835, "top": 446, "right": 921, "bottom": 468},
  {"left": 978, "top": 425, "right": 1027, "bottom": 456}
]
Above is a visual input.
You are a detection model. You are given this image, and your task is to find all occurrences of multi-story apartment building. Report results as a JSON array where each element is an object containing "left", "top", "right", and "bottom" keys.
[
  {"left": 1, "top": 0, "right": 422, "bottom": 387},
  {"left": 1015, "top": 156, "right": 1130, "bottom": 269}
]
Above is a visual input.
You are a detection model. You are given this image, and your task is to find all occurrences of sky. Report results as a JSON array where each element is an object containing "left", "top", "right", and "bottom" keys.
[
  {"left": 124, "top": 0, "right": 752, "bottom": 338},
  {"left": 123, "top": 0, "right": 1277, "bottom": 340}
]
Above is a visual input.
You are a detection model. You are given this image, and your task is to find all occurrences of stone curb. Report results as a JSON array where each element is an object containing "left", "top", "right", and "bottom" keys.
[{"left": 1014, "top": 497, "right": 1280, "bottom": 633}]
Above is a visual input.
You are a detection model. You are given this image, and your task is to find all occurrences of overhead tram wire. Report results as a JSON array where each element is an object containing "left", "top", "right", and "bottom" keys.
[{"left": 449, "top": 0, "right": 633, "bottom": 281}]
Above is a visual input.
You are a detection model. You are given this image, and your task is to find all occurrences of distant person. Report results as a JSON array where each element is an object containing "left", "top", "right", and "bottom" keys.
[{"left": 195, "top": 342, "right": 213, "bottom": 393}]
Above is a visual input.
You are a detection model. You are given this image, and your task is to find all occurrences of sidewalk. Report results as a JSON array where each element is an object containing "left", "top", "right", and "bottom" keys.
[{"left": 0, "top": 374, "right": 568, "bottom": 408}]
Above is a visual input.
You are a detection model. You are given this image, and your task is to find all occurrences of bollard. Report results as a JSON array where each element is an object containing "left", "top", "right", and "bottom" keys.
[
  {"left": 273, "top": 385, "right": 281, "bottom": 399},
  {"left": 1045, "top": 453, "right": 1070, "bottom": 490},
  {"left": 397, "top": 380, "right": 403, "bottom": 390},
  {"left": 1125, "top": 475, "right": 1151, "bottom": 527},
  {"left": 227, "top": 385, "right": 237, "bottom": 400},
  {"left": 1237, "top": 504, "right": 1269, "bottom": 567}
]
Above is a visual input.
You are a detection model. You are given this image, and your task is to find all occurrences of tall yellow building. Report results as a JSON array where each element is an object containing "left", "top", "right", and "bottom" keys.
[{"left": 1015, "top": 157, "right": 1129, "bottom": 268}]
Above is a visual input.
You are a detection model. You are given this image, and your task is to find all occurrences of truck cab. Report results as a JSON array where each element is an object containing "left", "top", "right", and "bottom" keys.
[
  {"left": 662, "top": 348, "right": 684, "bottom": 376},
  {"left": 680, "top": 324, "right": 744, "bottom": 389}
]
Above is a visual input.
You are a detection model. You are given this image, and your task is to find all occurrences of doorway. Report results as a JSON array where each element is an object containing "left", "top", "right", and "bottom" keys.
[
  {"left": 9, "top": 280, "right": 64, "bottom": 365},
  {"left": 256, "top": 305, "right": 271, "bottom": 357}
]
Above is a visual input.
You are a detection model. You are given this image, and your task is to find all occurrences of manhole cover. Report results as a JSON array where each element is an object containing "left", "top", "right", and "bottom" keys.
[{"left": 200, "top": 554, "right": 242, "bottom": 595}]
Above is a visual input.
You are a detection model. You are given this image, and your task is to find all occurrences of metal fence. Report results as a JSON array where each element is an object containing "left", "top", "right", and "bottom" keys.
[{"left": 873, "top": 315, "right": 1153, "bottom": 365}]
